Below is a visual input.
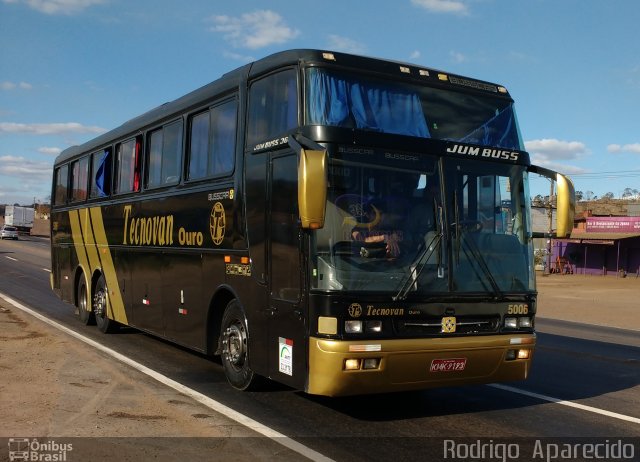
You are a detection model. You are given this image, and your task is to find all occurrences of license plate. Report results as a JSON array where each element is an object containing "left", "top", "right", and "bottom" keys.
[{"left": 430, "top": 358, "right": 467, "bottom": 372}]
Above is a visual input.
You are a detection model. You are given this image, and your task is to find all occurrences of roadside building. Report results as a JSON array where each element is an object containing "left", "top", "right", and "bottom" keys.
[{"left": 552, "top": 215, "right": 640, "bottom": 276}]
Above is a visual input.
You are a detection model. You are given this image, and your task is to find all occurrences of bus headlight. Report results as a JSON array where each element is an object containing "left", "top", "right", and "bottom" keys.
[
  {"left": 366, "top": 320, "right": 383, "bottom": 333},
  {"left": 504, "top": 317, "right": 532, "bottom": 329},
  {"left": 518, "top": 317, "right": 532, "bottom": 328},
  {"left": 345, "top": 320, "right": 363, "bottom": 334},
  {"left": 517, "top": 349, "right": 530, "bottom": 359},
  {"left": 506, "top": 349, "right": 531, "bottom": 361},
  {"left": 363, "top": 358, "right": 380, "bottom": 369},
  {"left": 504, "top": 317, "right": 518, "bottom": 329},
  {"left": 344, "top": 359, "right": 361, "bottom": 370}
]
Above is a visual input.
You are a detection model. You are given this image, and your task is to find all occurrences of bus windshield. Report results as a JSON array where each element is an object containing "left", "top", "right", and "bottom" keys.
[
  {"left": 311, "top": 154, "right": 535, "bottom": 296},
  {"left": 306, "top": 67, "right": 523, "bottom": 150}
]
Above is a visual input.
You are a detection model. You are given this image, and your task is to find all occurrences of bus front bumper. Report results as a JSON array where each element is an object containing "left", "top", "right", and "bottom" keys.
[{"left": 306, "top": 334, "right": 535, "bottom": 397}]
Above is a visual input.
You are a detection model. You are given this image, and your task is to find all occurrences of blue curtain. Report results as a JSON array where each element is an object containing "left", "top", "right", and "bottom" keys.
[
  {"left": 307, "top": 69, "right": 430, "bottom": 138},
  {"left": 307, "top": 70, "right": 351, "bottom": 126},
  {"left": 95, "top": 149, "right": 110, "bottom": 197}
]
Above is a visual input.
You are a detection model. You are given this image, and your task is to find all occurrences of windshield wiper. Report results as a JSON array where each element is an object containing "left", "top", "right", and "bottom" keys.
[
  {"left": 459, "top": 234, "right": 503, "bottom": 299},
  {"left": 452, "top": 190, "right": 503, "bottom": 300},
  {"left": 392, "top": 232, "right": 442, "bottom": 301}
]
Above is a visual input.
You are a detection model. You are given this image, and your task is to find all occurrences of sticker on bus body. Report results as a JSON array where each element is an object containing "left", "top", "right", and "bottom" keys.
[
  {"left": 429, "top": 358, "right": 467, "bottom": 373},
  {"left": 278, "top": 337, "right": 293, "bottom": 376}
]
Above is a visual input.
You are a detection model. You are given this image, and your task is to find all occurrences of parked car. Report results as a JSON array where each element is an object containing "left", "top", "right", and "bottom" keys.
[{"left": 0, "top": 225, "right": 19, "bottom": 240}]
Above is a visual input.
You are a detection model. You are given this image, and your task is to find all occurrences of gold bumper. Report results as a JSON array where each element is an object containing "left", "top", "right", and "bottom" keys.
[{"left": 307, "top": 334, "right": 535, "bottom": 396}]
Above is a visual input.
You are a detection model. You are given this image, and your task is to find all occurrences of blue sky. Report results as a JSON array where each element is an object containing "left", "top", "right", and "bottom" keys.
[{"left": 1, "top": 0, "right": 639, "bottom": 205}]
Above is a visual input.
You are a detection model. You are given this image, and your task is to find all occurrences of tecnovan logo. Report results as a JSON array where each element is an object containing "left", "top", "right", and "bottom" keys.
[{"left": 447, "top": 144, "right": 520, "bottom": 161}]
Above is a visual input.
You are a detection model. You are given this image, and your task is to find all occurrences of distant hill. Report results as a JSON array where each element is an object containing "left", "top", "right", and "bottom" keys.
[{"left": 575, "top": 198, "right": 639, "bottom": 216}]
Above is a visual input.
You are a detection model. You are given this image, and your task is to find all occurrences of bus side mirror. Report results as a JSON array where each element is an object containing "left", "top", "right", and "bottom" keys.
[
  {"left": 298, "top": 148, "right": 327, "bottom": 229},
  {"left": 529, "top": 166, "right": 575, "bottom": 238},
  {"left": 555, "top": 173, "right": 575, "bottom": 238}
]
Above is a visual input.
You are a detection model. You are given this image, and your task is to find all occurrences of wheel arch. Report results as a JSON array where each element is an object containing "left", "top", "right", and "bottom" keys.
[
  {"left": 206, "top": 285, "right": 240, "bottom": 356},
  {"left": 90, "top": 268, "right": 104, "bottom": 299},
  {"left": 73, "top": 265, "right": 90, "bottom": 307}
]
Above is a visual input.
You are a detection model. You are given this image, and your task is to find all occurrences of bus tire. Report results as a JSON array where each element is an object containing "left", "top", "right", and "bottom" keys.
[
  {"left": 220, "top": 300, "right": 256, "bottom": 391},
  {"left": 77, "top": 277, "right": 95, "bottom": 325},
  {"left": 94, "top": 274, "right": 117, "bottom": 334}
]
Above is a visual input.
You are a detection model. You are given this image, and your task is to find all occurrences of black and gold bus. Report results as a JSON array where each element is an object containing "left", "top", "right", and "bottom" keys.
[{"left": 51, "top": 49, "right": 574, "bottom": 396}]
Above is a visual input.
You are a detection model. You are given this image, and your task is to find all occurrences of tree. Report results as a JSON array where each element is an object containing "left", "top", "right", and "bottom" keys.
[
  {"left": 532, "top": 194, "right": 545, "bottom": 206},
  {"left": 575, "top": 190, "right": 584, "bottom": 201},
  {"left": 602, "top": 192, "right": 615, "bottom": 200}
]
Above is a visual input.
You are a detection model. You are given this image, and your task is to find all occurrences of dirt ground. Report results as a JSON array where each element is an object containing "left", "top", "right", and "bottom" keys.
[
  {"left": 535, "top": 273, "right": 640, "bottom": 331},
  {"left": 0, "top": 274, "right": 638, "bottom": 459},
  {"left": 0, "top": 300, "right": 301, "bottom": 461}
]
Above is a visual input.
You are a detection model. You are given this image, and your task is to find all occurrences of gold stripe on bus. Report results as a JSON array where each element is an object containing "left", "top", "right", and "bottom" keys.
[
  {"left": 68, "top": 209, "right": 91, "bottom": 287},
  {"left": 89, "top": 206, "right": 128, "bottom": 324},
  {"left": 78, "top": 208, "right": 101, "bottom": 275}
]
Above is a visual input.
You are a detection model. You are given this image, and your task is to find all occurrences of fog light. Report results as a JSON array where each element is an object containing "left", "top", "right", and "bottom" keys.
[
  {"left": 506, "top": 349, "right": 517, "bottom": 361},
  {"left": 363, "top": 358, "right": 380, "bottom": 370},
  {"left": 518, "top": 317, "right": 532, "bottom": 328},
  {"left": 344, "top": 358, "right": 361, "bottom": 370},
  {"left": 366, "top": 320, "right": 382, "bottom": 333},
  {"left": 345, "top": 320, "right": 363, "bottom": 334},
  {"left": 517, "top": 349, "right": 530, "bottom": 360},
  {"left": 504, "top": 317, "right": 518, "bottom": 329}
]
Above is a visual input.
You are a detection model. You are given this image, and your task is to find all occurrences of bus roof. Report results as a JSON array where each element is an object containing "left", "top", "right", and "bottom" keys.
[{"left": 55, "top": 49, "right": 511, "bottom": 166}]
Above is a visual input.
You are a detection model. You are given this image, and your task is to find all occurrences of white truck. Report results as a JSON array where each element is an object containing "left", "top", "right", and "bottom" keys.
[{"left": 5, "top": 205, "right": 35, "bottom": 230}]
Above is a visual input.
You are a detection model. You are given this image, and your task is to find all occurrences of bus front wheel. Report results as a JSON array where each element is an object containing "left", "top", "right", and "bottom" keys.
[{"left": 220, "top": 300, "right": 256, "bottom": 390}]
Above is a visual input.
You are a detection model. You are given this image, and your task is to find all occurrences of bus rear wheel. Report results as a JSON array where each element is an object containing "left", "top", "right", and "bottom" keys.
[
  {"left": 93, "top": 274, "right": 117, "bottom": 333},
  {"left": 76, "top": 277, "right": 95, "bottom": 325},
  {"left": 220, "top": 300, "right": 256, "bottom": 390}
]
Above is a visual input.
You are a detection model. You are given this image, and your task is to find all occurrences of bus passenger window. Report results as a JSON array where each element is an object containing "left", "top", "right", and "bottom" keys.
[
  {"left": 54, "top": 165, "right": 68, "bottom": 205},
  {"left": 188, "top": 100, "right": 236, "bottom": 180},
  {"left": 162, "top": 120, "right": 182, "bottom": 184},
  {"left": 70, "top": 156, "right": 89, "bottom": 202},
  {"left": 147, "top": 129, "right": 163, "bottom": 188},
  {"left": 211, "top": 99, "right": 236, "bottom": 175},
  {"left": 90, "top": 149, "right": 111, "bottom": 198},
  {"left": 188, "top": 111, "right": 210, "bottom": 180},
  {"left": 247, "top": 69, "right": 297, "bottom": 147},
  {"left": 146, "top": 120, "right": 182, "bottom": 188},
  {"left": 115, "top": 137, "right": 141, "bottom": 194}
]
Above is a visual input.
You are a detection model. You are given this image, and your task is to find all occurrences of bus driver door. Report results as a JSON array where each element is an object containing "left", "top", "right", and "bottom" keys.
[{"left": 267, "top": 153, "right": 306, "bottom": 389}]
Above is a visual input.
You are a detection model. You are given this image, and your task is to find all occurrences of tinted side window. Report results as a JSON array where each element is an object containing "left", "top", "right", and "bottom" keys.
[
  {"left": 115, "top": 137, "right": 141, "bottom": 194},
  {"left": 90, "top": 148, "right": 111, "bottom": 198},
  {"left": 162, "top": 120, "right": 182, "bottom": 185},
  {"left": 54, "top": 165, "right": 69, "bottom": 206},
  {"left": 146, "top": 121, "right": 182, "bottom": 189},
  {"left": 70, "top": 156, "right": 89, "bottom": 202},
  {"left": 210, "top": 100, "right": 237, "bottom": 176},
  {"left": 188, "top": 100, "right": 236, "bottom": 181},
  {"left": 147, "top": 129, "right": 163, "bottom": 188},
  {"left": 247, "top": 70, "right": 297, "bottom": 147},
  {"left": 188, "top": 111, "right": 210, "bottom": 180}
]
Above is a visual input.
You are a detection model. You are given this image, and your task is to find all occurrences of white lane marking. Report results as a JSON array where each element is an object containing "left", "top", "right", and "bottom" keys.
[
  {"left": 42, "top": 268, "right": 51, "bottom": 272},
  {"left": 0, "top": 292, "right": 334, "bottom": 462},
  {"left": 5, "top": 256, "right": 18, "bottom": 261},
  {"left": 490, "top": 383, "right": 640, "bottom": 424}
]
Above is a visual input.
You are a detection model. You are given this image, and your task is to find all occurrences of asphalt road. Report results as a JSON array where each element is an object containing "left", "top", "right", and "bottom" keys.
[{"left": 1, "top": 237, "right": 639, "bottom": 461}]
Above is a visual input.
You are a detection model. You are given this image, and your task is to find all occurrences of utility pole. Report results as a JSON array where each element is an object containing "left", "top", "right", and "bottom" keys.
[{"left": 546, "top": 179, "right": 554, "bottom": 274}]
